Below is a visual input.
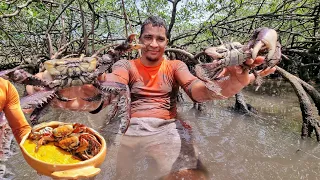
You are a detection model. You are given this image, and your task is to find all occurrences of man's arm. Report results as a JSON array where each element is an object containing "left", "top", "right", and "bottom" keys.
[
  {"left": 174, "top": 61, "right": 225, "bottom": 102},
  {"left": 98, "top": 60, "right": 130, "bottom": 84},
  {"left": 4, "top": 81, "right": 31, "bottom": 143}
]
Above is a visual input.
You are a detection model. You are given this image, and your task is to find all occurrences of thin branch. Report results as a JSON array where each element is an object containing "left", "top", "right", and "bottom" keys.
[
  {"left": 0, "top": 26, "right": 25, "bottom": 61},
  {"left": 46, "top": 0, "right": 75, "bottom": 33},
  {"left": 0, "top": 0, "right": 36, "bottom": 19}
]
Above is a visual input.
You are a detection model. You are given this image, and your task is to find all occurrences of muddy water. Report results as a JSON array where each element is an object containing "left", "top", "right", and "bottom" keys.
[{"left": 4, "top": 80, "right": 320, "bottom": 180}]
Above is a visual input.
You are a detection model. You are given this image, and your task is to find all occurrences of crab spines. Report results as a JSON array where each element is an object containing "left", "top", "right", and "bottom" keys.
[
  {"left": 20, "top": 91, "right": 55, "bottom": 126},
  {"left": 95, "top": 81, "right": 128, "bottom": 94},
  {"left": 81, "top": 93, "right": 102, "bottom": 102},
  {"left": 117, "top": 85, "right": 131, "bottom": 134},
  {"left": 92, "top": 81, "right": 130, "bottom": 134},
  {"left": 30, "top": 103, "right": 51, "bottom": 126},
  {"left": 20, "top": 90, "right": 56, "bottom": 109}
]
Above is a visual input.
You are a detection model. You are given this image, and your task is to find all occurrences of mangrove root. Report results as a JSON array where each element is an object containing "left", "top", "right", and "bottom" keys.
[{"left": 276, "top": 66, "right": 320, "bottom": 141}]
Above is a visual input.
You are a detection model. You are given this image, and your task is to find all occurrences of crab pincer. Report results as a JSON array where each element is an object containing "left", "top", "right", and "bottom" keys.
[{"left": 248, "top": 27, "right": 282, "bottom": 67}]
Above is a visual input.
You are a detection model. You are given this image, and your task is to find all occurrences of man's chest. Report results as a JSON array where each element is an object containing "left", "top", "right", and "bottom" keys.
[{"left": 129, "top": 68, "right": 177, "bottom": 96}]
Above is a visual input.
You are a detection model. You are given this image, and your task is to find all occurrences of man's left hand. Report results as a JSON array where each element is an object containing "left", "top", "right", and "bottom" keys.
[{"left": 222, "top": 56, "right": 276, "bottom": 88}]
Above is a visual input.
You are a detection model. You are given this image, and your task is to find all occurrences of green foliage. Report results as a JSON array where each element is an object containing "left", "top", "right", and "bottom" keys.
[{"left": 0, "top": 0, "right": 318, "bottom": 67}]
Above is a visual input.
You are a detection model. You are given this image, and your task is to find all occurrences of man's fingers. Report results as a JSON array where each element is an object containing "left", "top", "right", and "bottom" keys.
[
  {"left": 256, "top": 67, "right": 276, "bottom": 77},
  {"left": 253, "top": 56, "right": 265, "bottom": 65},
  {"left": 235, "top": 66, "right": 243, "bottom": 74},
  {"left": 249, "top": 73, "right": 256, "bottom": 83},
  {"left": 245, "top": 59, "right": 254, "bottom": 65},
  {"left": 245, "top": 56, "right": 265, "bottom": 67},
  {"left": 216, "top": 68, "right": 228, "bottom": 78}
]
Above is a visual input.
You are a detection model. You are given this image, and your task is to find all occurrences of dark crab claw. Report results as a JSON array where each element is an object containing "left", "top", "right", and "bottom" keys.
[
  {"left": 249, "top": 28, "right": 278, "bottom": 61},
  {"left": 124, "top": 34, "right": 145, "bottom": 50},
  {"left": 130, "top": 43, "right": 145, "bottom": 50},
  {"left": 127, "top": 33, "right": 137, "bottom": 43},
  {"left": 114, "top": 33, "right": 144, "bottom": 52}
]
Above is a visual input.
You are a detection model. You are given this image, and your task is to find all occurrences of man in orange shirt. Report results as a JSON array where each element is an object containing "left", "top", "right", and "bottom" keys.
[{"left": 26, "top": 16, "right": 276, "bottom": 179}]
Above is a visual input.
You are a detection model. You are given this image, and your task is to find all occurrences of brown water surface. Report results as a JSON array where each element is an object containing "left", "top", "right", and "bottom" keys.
[{"left": 4, "top": 79, "right": 320, "bottom": 180}]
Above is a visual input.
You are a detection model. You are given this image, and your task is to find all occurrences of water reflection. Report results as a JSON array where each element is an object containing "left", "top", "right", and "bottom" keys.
[{"left": 4, "top": 80, "right": 320, "bottom": 179}]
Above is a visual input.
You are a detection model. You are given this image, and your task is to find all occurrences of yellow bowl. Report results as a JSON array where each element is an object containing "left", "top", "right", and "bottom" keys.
[{"left": 19, "top": 121, "right": 107, "bottom": 179}]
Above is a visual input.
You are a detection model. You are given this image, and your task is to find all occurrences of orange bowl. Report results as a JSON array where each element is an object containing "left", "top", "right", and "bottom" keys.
[{"left": 19, "top": 121, "right": 107, "bottom": 179}]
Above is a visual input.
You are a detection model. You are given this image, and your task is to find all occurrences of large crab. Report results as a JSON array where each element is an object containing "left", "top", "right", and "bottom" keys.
[
  {"left": 194, "top": 27, "right": 282, "bottom": 94},
  {"left": 0, "top": 34, "right": 141, "bottom": 134}
]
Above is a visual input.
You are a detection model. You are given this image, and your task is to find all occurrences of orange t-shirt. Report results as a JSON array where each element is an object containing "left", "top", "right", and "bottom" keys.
[
  {"left": 111, "top": 58, "right": 197, "bottom": 120},
  {"left": 0, "top": 78, "right": 31, "bottom": 143}
]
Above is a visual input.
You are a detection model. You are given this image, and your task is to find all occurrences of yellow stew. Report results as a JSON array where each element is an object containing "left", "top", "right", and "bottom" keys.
[{"left": 23, "top": 139, "right": 81, "bottom": 164}]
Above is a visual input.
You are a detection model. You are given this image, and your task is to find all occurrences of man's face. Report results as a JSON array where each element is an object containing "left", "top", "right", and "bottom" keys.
[{"left": 139, "top": 24, "right": 168, "bottom": 62}]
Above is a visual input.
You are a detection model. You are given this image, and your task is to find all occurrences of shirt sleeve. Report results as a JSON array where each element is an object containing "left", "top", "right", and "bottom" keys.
[
  {"left": 173, "top": 60, "right": 199, "bottom": 101},
  {"left": 3, "top": 81, "right": 31, "bottom": 143},
  {"left": 174, "top": 60, "right": 225, "bottom": 102},
  {"left": 109, "top": 59, "right": 130, "bottom": 84}
]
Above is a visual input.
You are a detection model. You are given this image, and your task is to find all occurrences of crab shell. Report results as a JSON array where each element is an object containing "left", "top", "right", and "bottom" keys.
[
  {"left": 44, "top": 57, "right": 97, "bottom": 76},
  {"left": 52, "top": 124, "right": 74, "bottom": 138},
  {"left": 19, "top": 121, "right": 107, "bottom": 179}
]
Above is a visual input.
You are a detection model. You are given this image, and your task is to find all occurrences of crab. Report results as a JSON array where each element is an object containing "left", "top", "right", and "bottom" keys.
[
  {"left": 56, "top": 132, "right": 101, "bottom": 160},
  {"left": 28, "top": 123, "right": 102, "bottom": 160},
  {"left": 0, "top": 34, "right": 141, "bottom": 134},
  {"left": 194, "top": 27, "right": 282, "bottom": 93}
]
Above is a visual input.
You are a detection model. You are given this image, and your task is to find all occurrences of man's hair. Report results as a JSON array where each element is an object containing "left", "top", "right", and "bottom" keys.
[{"left": 140, "top": 16, "right": 168, "bottom": 38}]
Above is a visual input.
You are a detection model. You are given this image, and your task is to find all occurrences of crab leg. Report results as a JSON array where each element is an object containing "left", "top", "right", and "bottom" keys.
[
  {"left": 93, "top": 81, "right": 130, "bottom": 134},
  {"left": 117, "top": 85, "right": 131, "bottom": 134}
]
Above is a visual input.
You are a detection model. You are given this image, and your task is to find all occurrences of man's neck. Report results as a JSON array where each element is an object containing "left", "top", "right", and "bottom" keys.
[{"left": 140, "top": 56, "right": 163, "bottom": 67}]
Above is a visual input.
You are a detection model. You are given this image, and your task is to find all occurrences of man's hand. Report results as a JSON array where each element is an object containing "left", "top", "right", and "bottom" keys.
[
  {"left": 214, "top": 56, "right": 276, "bottom": 98},
  {"left": 223, "top": 56, "right": 276, "bottom": 87}
]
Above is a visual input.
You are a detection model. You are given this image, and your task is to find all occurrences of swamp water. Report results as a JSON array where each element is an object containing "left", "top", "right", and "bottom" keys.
[{"left": 3, "top": 79, "right": 320, "bottom": 180}]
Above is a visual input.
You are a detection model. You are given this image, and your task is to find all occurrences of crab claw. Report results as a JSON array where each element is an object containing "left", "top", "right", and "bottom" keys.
[
  {"left": 127, "top": 33, "right": 137, "bottom": 43},
  {"left": 125, "top": 34, "right": 145, "bottom": 50},
  {"left": 249, "top": 28, "right": 278, "bottom": 61},
  {"left": 114, "top": 33, "right": 144, "bottom": 52},
  {"left": 130, "top": 43, "right": 145, "bottom": 50}
]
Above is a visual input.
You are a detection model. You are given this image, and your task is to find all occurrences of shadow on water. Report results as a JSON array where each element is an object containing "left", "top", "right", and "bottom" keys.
[{"left": 4, "top": 80, "right": 320, "bottom": 179}]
